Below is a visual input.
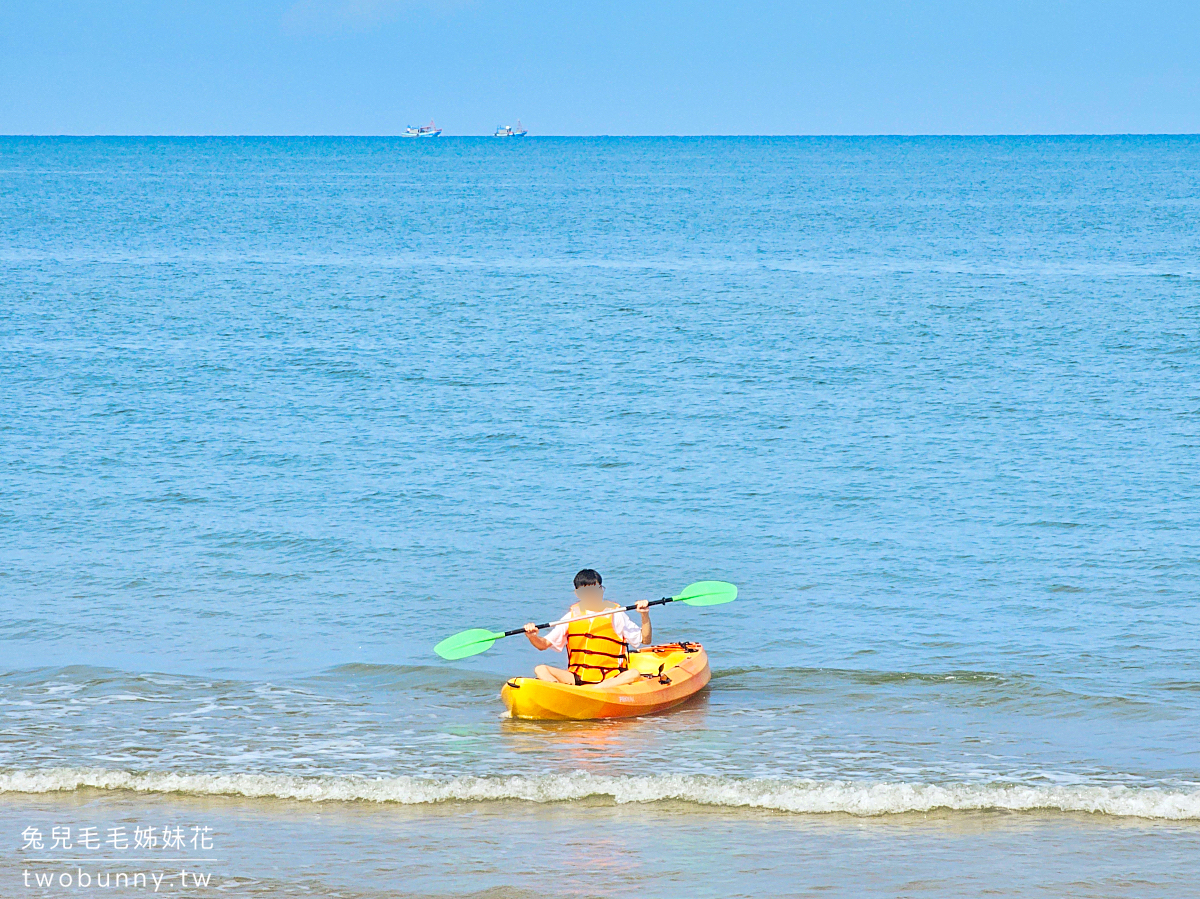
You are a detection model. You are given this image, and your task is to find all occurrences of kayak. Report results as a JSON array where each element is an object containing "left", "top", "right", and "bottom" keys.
[{"left": 500, "top": 641, "right": 710, "bottom": 720}]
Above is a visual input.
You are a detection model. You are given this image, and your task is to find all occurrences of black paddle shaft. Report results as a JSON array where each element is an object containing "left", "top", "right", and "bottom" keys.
[{"left": 501, "top": 596, "right": 674, "bottom": 637}]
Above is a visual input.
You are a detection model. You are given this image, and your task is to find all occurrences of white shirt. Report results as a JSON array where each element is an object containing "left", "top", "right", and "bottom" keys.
[{"left": 543, "top": 606, "right": 645, "bottom": 653}]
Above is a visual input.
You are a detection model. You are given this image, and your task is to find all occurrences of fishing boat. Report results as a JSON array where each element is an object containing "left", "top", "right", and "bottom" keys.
[
  {"left": 494, "top": 120, "right": 528, "bottom": 137},
  {"left": 403, "top": 120, "right": 442, "bottom": 138}
]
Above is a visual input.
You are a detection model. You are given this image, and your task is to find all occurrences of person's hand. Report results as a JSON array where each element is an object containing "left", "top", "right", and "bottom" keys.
[
  {"left": 524, "top": 622, "right": 539, "bottom": 634},
  {"left": 635, "top": 600, "right": 649, "bottom": 615}
]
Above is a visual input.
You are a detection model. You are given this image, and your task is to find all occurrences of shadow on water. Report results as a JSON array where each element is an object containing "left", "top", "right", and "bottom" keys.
[{"left": 496, "top": 688, "right": 712, "bottom": 766}]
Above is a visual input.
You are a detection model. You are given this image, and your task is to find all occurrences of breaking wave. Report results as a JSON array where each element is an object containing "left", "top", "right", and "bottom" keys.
[{"left": 3, "top": 769, "right": 1199, "bottom": 820}]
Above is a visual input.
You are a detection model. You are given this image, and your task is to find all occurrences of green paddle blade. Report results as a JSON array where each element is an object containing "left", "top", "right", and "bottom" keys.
[
  {"left": 434, "top": 628, "right": 504, "bottom": 660},
  {"left": 675, "top": 580, "right": 738, "bottom": 606}
]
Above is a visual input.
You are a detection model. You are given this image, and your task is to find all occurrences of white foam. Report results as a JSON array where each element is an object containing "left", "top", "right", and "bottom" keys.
[{"left": 3, "top": 769, "right": 1198, "bottom": 820}]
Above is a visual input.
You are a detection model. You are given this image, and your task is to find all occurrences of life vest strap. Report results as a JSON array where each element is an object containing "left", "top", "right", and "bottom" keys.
[
  {"left": 565, "top": 632, "right": 626, "bottom": 647},
  {"left": 564, "top": 603, "right": 629, "bottom": 684},
  {"left": 566, "top": 647, "right": 625, "bottom": 658}
]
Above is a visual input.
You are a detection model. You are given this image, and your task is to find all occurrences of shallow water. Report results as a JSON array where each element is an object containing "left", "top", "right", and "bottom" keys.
[
  {"left": 4, "top": 794, "right": 1200, "bottom": 899},
  {"left": 3, "top": 136, "right": 1200, "bottom": 895}
]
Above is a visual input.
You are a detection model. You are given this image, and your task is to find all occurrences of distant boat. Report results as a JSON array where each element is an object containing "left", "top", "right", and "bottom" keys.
[
  {"left": 494, "top": 120, "right": 528, "bottom": 138},
  {"left": 403, "top": 120, "right": 442, "bottom": 138}
]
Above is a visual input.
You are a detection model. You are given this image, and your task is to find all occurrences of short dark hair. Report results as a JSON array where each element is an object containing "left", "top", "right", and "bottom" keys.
[{"left": 573, "top": 568, "right": 603, "bottom": 588}]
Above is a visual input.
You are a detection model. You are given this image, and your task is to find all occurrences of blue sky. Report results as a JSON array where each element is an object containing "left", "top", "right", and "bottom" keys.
[{"left": 1, "top": 0, "right": 1197, "bottom": 135}]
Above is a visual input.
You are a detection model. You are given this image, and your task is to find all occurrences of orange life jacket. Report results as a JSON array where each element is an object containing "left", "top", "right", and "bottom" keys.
[{"left": 565, "top": 602, "right": 629, "bottom": 684}]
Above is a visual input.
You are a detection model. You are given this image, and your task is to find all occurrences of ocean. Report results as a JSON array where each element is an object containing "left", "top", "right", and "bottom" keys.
[{"left": 2, "top": 135, "right": 1199, "bottom": 897}]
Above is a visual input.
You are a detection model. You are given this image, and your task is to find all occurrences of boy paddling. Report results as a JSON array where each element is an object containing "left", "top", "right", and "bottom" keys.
[{"left": 523, "top": 569, "right": 651, "bottom": 687}]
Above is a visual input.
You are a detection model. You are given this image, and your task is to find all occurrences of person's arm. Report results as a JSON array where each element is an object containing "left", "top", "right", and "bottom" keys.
[
  {"left": 524, "top": 622, "right": 551, "bottom": 650},
  {"left": 520, "top": 619, "right": 549, "bottom": 648},
  {"left": 526, "top": 619, "right": 569, "bottom": 651},
  {"left": 614, "top": 603, "right": 651, "bottom": 648},
  {"left": 635, "top": 599, "right": 651, "bottom": 644}
]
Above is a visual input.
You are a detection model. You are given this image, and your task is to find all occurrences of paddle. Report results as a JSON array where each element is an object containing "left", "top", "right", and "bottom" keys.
[{"left": 433, "top": 580, "right": 737, "bottom": 660}]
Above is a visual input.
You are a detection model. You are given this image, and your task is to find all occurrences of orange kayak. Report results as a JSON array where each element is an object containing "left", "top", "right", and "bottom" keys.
[{"left": 500, "top": 642, "right": 710, "bottom": 720}]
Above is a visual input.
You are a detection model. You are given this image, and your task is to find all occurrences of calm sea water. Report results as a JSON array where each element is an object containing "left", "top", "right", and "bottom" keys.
[{"left": 2, "top": 136, "right": 1200, "bottom": 897}]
